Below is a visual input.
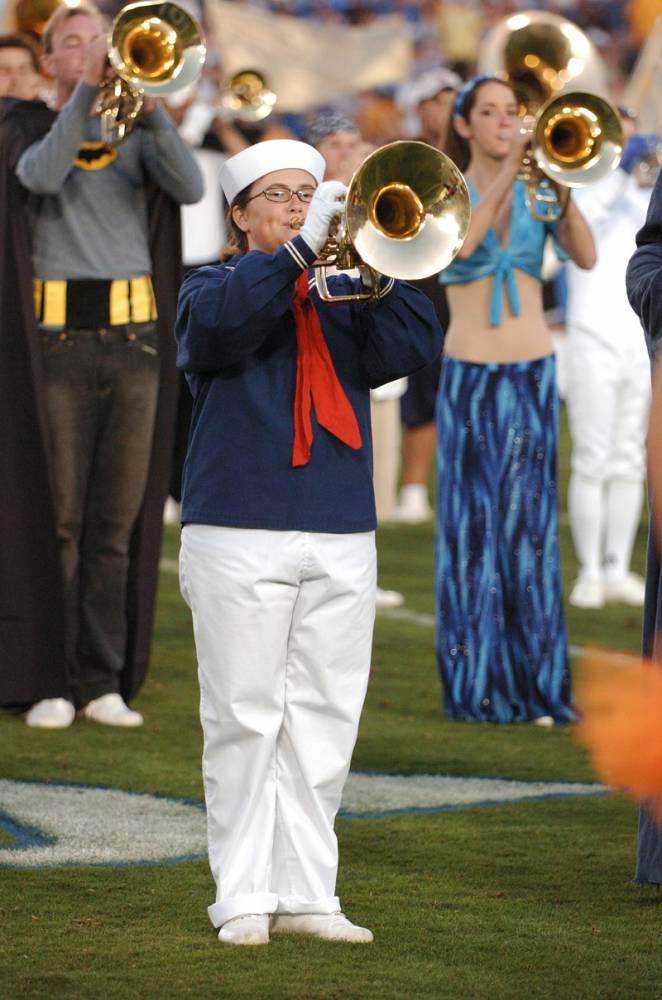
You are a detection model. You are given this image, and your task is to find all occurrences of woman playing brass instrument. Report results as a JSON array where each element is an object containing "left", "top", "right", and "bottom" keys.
[
  {"left": 175, "top": 139, "right": 442, "bottom": 945},
  {"left": 434, "top": 75, "right": 595, "bottom": 725}
]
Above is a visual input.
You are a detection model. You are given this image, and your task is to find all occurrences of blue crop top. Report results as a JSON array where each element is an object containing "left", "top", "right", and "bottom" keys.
[{"left": 440, "top": 179, "right": 566, "bottom": 327}]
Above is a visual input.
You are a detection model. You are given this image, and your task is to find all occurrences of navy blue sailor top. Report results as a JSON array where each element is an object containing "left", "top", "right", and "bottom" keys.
[{"left": 175, "top": 233, "right": 443, "bottom": 533}]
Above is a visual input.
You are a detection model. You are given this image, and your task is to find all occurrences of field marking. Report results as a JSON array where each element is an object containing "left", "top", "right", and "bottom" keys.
[{"left": 0, "top": 774, "right": 606, "bottom": 870}]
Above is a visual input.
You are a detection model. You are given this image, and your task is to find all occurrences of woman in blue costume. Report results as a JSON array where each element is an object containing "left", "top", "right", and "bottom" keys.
[{"left": 435, "top": 76, "right": 596, "bottom": 724}]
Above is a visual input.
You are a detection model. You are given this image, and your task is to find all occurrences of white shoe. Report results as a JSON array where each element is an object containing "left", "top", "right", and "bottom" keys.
[
  {"left": 81, "top": 693, "right": 144, "bottom": 727},
  {"left": 218, "top": 914, "right": 269, "bottom": 946},
  {"left": 568, "top": 575, "right": 604, "bottom": 609},
  {"left": 376, "top": 586, "right": 404, "bottom": 610},
  {"left": 25, "top": 698, "right": 75, "bottom": 729},
  {"left": 163, "top": 497, "right": 181, "bottom": 526},
  {"left": 270, "top": 911, "right": 373, "bottom": 943},
  {"left": 533, "top": 715, "right": 555, "bottom": 728},
  {"left": 391, "top": 485, "right": 432, "bottom": 524},
  {"left": 603, "top": 572, "right": 646, "bottom": 606}
]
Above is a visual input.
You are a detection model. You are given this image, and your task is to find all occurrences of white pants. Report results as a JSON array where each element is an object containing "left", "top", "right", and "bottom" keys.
[
  {"left": 564, "top": 328, "right": 650, "bottom": 483},
  {"left": 179, "top": 525, "right": 377, "bottom": 928},
  {"left": 370, "top": 396, "right": 401, "bottom": 523},
  {"left": 564, "top": 328, "right": 650, "bottom": 577}
]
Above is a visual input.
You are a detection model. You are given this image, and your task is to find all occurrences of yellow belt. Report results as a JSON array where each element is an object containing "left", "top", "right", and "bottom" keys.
[{"left": 33, "top": 276, "right": 158, "bottom": 328}]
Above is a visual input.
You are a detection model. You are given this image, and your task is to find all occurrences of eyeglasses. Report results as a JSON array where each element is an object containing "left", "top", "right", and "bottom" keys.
[{"left": 247, "top": 185, "right": 316, "bottom": 204}]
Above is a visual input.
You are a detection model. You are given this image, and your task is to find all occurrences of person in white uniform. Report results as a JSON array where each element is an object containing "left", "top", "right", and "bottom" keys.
[
  {"left": 564, "top": 119, "right": 659, "bottom": 608},
  {"left": 175, "top": 139, "right": 442, "bottom": 946}
]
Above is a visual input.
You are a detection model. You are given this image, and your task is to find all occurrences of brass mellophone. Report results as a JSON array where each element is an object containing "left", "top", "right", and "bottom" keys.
[
  {"left": 292, "top": 141, "right": 471, "bottom": 304},
  {"left": 96, "top": 0, "right": 206, "bottom": 145}
]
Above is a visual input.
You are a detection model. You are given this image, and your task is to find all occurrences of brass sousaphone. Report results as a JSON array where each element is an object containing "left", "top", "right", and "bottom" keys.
[
  {"left": 97, "top": 0, "right": 206, "bottom": 144},
  {"left": 478, "top": 10, "right": 623, "bottom": 220},
  {"left": 308, "top": 140, "right": 471, "bottom": 304}
]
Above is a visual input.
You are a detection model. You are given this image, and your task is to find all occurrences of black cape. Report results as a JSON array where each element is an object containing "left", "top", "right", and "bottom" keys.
[
  {"left": 625, "top": 167, "right": 662, "bottom": 883},
  {"left": 0, "top": 97, "right": 182, "bottom": 708}
]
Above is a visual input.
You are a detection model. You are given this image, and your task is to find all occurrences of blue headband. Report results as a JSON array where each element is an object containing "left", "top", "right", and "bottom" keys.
[{"left": 452, "top": 75, "right": 495, "bottom": 121}]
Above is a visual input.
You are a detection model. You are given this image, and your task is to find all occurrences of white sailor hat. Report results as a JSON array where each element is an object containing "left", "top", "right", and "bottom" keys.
[{"left": 220, "top": 139, "right": 326, "bottom": 205}]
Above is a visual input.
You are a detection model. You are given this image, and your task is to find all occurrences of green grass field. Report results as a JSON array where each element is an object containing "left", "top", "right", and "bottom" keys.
[{"left": 1, "top": 409, "right": 660, "bottom": 1000}]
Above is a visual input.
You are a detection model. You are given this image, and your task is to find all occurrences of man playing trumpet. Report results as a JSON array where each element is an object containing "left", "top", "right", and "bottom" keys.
[{"left": 0, "top": 1, "right": 203, "bottom": 728}]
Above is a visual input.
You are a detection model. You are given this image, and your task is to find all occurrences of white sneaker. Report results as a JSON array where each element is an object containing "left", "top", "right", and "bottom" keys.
[
  {"left": 568, "top": 575, "right": 604, "bottom": 609},
  {"left": 391, "top": 485, "right": 432, "bottom": 524},
  {"left": 218, "top": 914, "right": 269, "bottom": 946},
  {"left": 376, "top": 586, "right": 404, "bottom": 610},
  {"left": 25, "top": 698, "right": 75, "bottom": 729},
  {"left": 81, "top": 693, "right": 144, "bottom": 727},
  {"left": 603, "top": 572, "right": 646, "bottom": 606},
  {"left": 270, "top": 911, "right": 373, "bottom": 943},
  {"left": 163, "top": 497, "right": 181, "bottom": 526}
]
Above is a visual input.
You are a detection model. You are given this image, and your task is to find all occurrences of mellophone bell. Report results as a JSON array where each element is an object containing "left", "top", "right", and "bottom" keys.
[
  {"left": 96, "top": 0, "right": 206, "bottom": 144},
  {"left": 301, "top": 140, "right": 472, "bottom": 303}
]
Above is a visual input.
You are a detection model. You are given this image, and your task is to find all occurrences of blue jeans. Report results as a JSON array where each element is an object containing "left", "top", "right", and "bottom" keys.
[{"left": 40, "top": 322, "right": 160, "bottom": 706}]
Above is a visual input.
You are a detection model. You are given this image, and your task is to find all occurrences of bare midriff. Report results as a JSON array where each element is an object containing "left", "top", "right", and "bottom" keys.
[{"left": 443, "top": 270, "right": 554, "bottom": 364}]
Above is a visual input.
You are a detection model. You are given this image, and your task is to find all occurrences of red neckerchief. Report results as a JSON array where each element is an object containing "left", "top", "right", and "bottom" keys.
[{"left": 291, "top": 271, "right": 362, "bottom": 467}]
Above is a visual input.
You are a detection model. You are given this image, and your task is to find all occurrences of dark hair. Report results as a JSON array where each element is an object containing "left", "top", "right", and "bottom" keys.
[
  {"left": 442, "top": 76, "right": 515, "bottom": 172},
  {"left": 219, "top": 186, "right": 252, "bottom": 262},
  {"left": 0, "top": 33, "right": 41, "bottom": 72},
  {"left": 42, "top": 2, "right": 106, "bottom": 55}
]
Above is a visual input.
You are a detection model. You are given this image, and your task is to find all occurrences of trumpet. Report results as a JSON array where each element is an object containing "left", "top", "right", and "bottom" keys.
[
  {"left": 302, "top": 140, "right": 470, "bottom": 304},
  {"left": 97, "top": 0, "right": 206, "bottom": 145},
  {"left": 478, "top": 9, "right": 623, "bottom": 221},
  {"left": 215, "top": 69, "right": 276, "bottom": 123}
]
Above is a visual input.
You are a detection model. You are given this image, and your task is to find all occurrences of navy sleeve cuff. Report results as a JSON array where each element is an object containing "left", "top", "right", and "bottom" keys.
[{"left": 281, "top": 234, "right": 318, "bottom": 271}]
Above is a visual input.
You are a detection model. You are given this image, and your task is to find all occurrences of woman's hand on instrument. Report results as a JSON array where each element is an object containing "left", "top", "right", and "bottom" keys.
[
  {"left": 506, "top": 114, "right": 535, "bottom": 172},
  {"left": 299, "top": 180, "right": 347, "bottom": 254}
]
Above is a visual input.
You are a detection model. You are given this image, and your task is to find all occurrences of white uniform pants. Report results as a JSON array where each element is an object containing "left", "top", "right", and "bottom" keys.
[
  {"left": 564, "top": 328, "right": 650, "bottom": 483},
  {"left": 370, "top": 396, "right": 402, "bottom": 523},
  {"left": 564, "top": 328, "right": 650, "bottom": 577},
  {"left": 179, "top": 525, "right": 377, "bottom": 928}
]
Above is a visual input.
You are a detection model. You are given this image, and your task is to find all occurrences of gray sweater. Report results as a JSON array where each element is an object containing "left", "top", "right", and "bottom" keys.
[{"left": 17, "top": 81, "right": 204, "bottom": 281}]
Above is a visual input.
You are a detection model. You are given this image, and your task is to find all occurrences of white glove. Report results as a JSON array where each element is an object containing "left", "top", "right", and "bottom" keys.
[{"left": 299, "top": 180, "right": 347, "bottom": 255}]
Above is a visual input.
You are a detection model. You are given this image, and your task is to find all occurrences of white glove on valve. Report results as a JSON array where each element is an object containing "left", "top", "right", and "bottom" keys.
[{"left": 299, "top": 180, "right": 347, "bottom": 255}]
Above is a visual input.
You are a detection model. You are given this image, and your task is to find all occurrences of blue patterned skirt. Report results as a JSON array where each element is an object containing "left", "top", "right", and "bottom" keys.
[{"left": 435, "top": 355, "right": 574, "bottom": 723}]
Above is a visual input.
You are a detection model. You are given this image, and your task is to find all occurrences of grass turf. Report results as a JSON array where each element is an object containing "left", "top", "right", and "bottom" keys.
[{"left": 1, "top": 407, "right": 660, "bottom": 999}]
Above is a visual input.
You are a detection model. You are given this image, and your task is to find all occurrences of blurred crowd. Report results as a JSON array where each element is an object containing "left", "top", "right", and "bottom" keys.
[{"left": 76, "top": 0, "right": 653, "bottom": 154}]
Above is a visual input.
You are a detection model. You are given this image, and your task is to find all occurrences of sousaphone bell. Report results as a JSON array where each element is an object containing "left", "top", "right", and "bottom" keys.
[{"left": 478, "top": 10, "right": 623, "bottom": 220}]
